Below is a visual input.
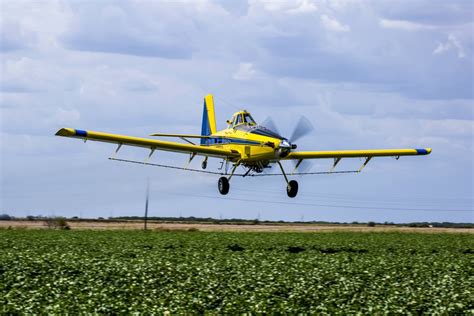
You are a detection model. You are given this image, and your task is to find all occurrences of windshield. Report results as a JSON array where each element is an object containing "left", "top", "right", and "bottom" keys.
[
  {"left": 243, "top": 113, "right": 256, "bottom": 125},
  {"left": 235, "top": 114, "right": 243, "bottom": 125}
]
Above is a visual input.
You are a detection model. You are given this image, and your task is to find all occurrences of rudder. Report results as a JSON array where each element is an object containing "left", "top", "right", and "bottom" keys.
[{"left": 200, "top": 94, "right": 216, "bottom": 145}]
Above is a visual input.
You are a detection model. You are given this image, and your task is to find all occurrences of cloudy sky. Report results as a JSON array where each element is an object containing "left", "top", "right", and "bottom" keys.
[{"left": 1, "top": 0, "right": 473, "bottom": 223}]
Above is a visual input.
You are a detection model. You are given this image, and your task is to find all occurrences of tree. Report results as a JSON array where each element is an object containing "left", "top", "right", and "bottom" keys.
[
  {"left": 44, "top": 217, "right": 70, "bottom": 230},
  {"left": 0, "top": 214, "right": 12, "bottom": 220}
]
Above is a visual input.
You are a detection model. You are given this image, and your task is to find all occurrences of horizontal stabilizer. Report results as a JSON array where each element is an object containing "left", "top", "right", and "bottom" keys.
[{"left": 150, "top": 133, "right": 212, "bottom": 138}]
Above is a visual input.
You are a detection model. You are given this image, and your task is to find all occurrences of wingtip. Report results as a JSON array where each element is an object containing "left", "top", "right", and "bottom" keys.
[
  {"left": 416, "top": 148, "right": 432, "bottom": 155},
  {"left": 55, "top": 128, "right": 76, "bottom": 137}
]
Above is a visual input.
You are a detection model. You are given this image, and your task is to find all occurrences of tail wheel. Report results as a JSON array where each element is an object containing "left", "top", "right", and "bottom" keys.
[
  {"left": 286, "top": 180, "right": 298, "bottom": 198},
  {"left": 218, "top": 177, "right": 230, "bottom": 195}
]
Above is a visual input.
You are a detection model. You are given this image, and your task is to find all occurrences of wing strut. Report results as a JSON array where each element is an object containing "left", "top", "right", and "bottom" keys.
[
  {"left": 180, "top": 137, "right": 195, "bottom": 145},
  {"left": 145, "top": 148, "right": 155, "bottom": 163},
  {"left": 291, "top": 159, "right": 303, "bottom": 175},
  {"left": 185, "top": 153, "right": 197, "bottom": 169},
  {"left": 330, "top": 157, "right": 342, "bottom": 173},
  {"left": 111, "top": 144, "right": 122, "bottom": 159},
  {"left": 358, "top": 157, "right": 372, "bottom": 172}
]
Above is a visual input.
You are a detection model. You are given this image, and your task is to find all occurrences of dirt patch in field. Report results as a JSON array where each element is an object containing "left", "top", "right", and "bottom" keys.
[{"left": 0, "top": 220, "right": 472, "bottom": 233}]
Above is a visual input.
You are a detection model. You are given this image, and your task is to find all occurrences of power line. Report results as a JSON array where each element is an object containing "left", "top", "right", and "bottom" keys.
[
  {"left": 232, "top": 188, "right": 474, "bottom": 208},
  {"left": 162, "top": 192, "right": 474, "bottom": 213},
  {"left": 233, "top": 185, "right": 473, "bottom": 201},
  {"left": 109, "top": 158, "right": 473, "bottom": 212}
]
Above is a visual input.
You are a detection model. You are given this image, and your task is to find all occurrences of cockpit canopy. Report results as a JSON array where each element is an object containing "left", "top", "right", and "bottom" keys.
[
  {"left": 229, "top": 111, "right": 256, "bottom": 128},
  {"left": 227, "top": 110, "right": 285, "bottom": 140}
]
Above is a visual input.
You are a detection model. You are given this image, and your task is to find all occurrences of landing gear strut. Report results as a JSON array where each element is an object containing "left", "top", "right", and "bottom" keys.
[{"left": 277, "top": 161, "right": 298, "bottom": 198}]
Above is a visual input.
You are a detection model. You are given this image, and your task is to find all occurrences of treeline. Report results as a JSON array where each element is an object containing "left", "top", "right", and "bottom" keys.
[
  {"left": 1, "top": 214, "right": 473, "bottom": 228},
  {"left": 405, "top": 222, "right": 474, "bottom": 228},
  {"left": 109, "top": 216, "right": 474, "bottom": 228}
]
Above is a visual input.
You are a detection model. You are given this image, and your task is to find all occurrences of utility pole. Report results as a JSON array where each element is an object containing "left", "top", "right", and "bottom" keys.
[{"left": 144, "top": 178, "right": 150, "bottom": 231}]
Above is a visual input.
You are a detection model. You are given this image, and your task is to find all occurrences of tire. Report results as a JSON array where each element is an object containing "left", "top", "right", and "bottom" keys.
[
  {"left": 201, "top": 161, "right": 207, "bottom": 169},
  {"left": 286, "top": 180, "right": 298, "bottom": 198},
  {"left": 218, "top": 177, "right": 230, "bottom": 195}
]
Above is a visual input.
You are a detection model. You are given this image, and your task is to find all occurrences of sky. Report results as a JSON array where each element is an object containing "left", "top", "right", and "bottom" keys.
[{"left": 1, "top": 0, "right": 473, "bottom": 223}]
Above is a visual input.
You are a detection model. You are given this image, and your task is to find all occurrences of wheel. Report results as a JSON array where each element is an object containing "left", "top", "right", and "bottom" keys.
[
  {"left": 201, "top": 160, "right": 207, "bottom": 169},
  {"left": 286, "top": 180, "right": 298, "bottom": 198},
  {"left": 218, "top": 177, "right": 229, "bottom": 195}
]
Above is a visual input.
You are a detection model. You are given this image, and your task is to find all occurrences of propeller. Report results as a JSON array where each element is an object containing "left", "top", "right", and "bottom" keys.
[
  {"left": 262, "top": 115, "right": 315, "bottom": 175},
  {"left": 262, "top": 115, "right": 314, "bottom": 147},
  {"left": 261, "top": 117, "right": 281, "bottom": 136},
  {"left": 289, "top": 116, "right": 314, "bottom": 175},
  {"left": 289, "top": 116, "right": 314, "bottom": 143}
]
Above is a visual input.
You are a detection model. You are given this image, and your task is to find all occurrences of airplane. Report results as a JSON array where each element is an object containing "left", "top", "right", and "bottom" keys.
[{"left": 56, "top": 94, "right": 431, "bottom": 198}]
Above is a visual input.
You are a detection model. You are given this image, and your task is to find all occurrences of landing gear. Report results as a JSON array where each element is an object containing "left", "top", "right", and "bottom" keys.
[
  {"left": 218, "top": 177, "right": 229, "bottom": 195},
  {"left": 201, "top": 157, "right": 208, "bottom": 169},
  {"left": 217, "top": 161, "right": 240, "bottom": 195},
  {"left": 286, "top": 180, "right": 298, "bottom": 198},
  {"left": 216, "top": 161, "right": 300, "bottom": 198},
  {"left": 277, "top": 161, "right": 299, "bottom": 198}
]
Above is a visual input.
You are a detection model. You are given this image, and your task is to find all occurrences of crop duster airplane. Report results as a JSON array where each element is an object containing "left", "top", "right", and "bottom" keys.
[{"left": 56, "top": 94, "right": 431, "bottom": 198}]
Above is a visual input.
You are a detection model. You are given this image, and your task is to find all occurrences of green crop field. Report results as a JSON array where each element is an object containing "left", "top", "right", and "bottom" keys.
[{"left": 1, "top": 230, "right": 472, "bottom": 313}]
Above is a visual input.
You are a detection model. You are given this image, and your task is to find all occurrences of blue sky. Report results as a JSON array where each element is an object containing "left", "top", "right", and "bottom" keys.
[{"left": 1, "top": 0, "right": 473, "bottom": 223}]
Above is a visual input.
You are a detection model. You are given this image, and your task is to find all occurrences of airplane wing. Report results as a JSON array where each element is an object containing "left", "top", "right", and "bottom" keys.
[
  {"left": 55, "top": 128, "right": 240, "bottom": 159},
  {"left": 284, "top": 148, "right": 431, "bottom": 159},
  {"left": 283, "top": 148, "right": 431, "bottom": 172}
]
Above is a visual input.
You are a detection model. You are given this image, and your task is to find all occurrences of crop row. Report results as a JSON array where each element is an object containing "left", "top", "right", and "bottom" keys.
[{"left": 0, "top": 230, "right": 472, "bottom": 313}]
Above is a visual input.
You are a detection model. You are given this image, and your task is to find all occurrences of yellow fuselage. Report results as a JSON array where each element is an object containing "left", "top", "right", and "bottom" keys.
[{"left": 208, "top": 126, "right": 285, "bottom": 163}]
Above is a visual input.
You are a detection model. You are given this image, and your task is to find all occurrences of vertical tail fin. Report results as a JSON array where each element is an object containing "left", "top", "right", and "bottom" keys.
[{"left": 200, "top": 94, "right": 217, "bottom": 145}]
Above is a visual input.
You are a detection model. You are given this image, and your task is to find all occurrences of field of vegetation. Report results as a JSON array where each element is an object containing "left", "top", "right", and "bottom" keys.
[{"left": 1, "top": 230, "right": 472, "bottom": 313}]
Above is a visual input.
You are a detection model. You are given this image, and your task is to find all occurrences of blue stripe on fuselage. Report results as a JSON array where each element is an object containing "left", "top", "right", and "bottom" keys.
[
  {"left": 416, "top": 149, "right": 428, "bottom": 155},
  {"left": 204, "top": 137, "right": 261, "bottom": 146}
]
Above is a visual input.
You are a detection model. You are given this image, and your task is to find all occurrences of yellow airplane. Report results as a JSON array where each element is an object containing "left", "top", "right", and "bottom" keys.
[{"left": 56, "top": 94, "right": 431, "bottom": 198}]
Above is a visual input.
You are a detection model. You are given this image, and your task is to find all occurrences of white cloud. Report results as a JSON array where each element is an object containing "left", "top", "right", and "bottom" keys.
[
  {"left": 288, "top": 0, "right": 318, "bottom": 14},
  {"left": 320, "top": 14, "right": 350, "bottom": 32},
  {"left": 433, "top": 42, "right": 450, "bottom": 55},
  {"left": 420, "top": 119, "right": 474, "bottom": 139},
  {"left": 1, "top": 57, "right": 53, "bottom": 92},
  {"left": 232, "top": 63, "right": 257, "bottom": 81},
  {"left": 254, "top": 0, "right": 317, "bottom": 14},
  {"left": 50, "top": 108, "right": 81, "bottom": 124},
  {"left": 0, "top": 1, "right": 72, "bottom": 51},
  {"left": 379, "top": 19, "right": 436, "bottom": 31},
  {"left": 0, "top": 19, "right": 37, "bottom": 51},
  {"left": 433, "top": 34, "right": 466, "bottom": 58}
]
